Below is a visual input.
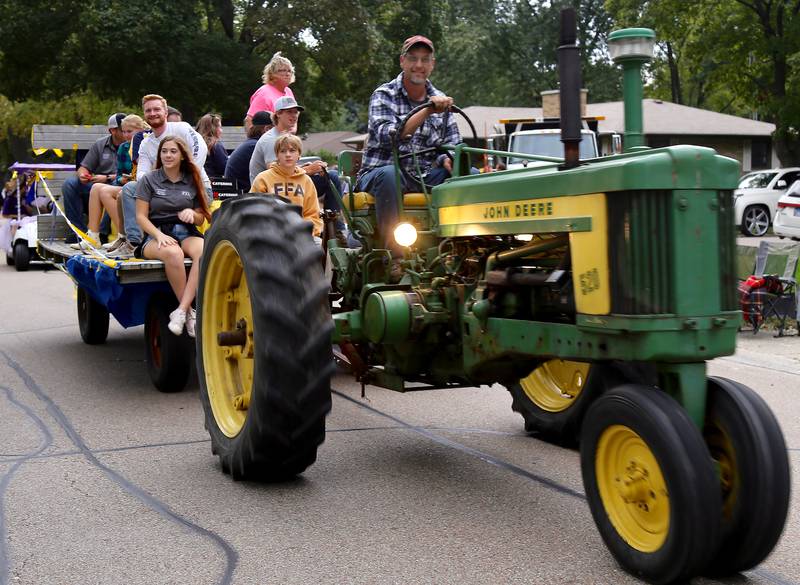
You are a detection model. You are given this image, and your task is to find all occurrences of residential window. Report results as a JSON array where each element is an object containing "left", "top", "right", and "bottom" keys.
[{"left": 751, "top": 139, "right": 770, "bottom": 169}]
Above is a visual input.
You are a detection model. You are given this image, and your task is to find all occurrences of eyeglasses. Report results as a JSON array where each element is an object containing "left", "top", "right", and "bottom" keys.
[
  {"left": 403, "top": 55, "right": 433, "bottom": 65},
  {"left": 276, "top": 68, "right": 294, "bottom": 74}
]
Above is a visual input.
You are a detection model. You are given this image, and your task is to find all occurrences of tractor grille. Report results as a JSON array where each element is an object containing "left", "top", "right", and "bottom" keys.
[
  {"left": 608, "top": 190, "right": 674, "bottom": 314},
  {"left": 717, "top": 190, "right": 738, "bottom": 311}
]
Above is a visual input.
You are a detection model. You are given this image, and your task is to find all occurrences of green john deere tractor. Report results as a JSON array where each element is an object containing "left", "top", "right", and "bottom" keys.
[{"left": 195, "top": 11, "right": 790, "bottom": 585}]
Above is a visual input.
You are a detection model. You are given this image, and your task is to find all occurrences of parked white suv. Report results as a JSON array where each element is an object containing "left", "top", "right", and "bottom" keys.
[
  {"left": 772, "top": 179, "right": 800, "bottom": 239},
  {"left": 734, "top": 167, "right": 800, "bottom": 236}
]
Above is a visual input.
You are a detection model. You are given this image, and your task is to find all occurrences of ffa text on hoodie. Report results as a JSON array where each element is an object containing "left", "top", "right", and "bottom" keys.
[{"left": 250, "top": 162, "right": 323, "bottom": 236}]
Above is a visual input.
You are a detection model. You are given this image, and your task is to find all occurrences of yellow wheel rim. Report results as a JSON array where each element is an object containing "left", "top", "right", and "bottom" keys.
[
  {"left": 520, "top": 360, "right": 590, "bottom": 412},
  {"left": 201, "top": 240, "right": 255, "bottom": 438},
  {"left": 705, "top": 421, "right": 740, "bottom": 520},
  {"left": 595, "top": 425, "right": 670, "bottom": 552}
]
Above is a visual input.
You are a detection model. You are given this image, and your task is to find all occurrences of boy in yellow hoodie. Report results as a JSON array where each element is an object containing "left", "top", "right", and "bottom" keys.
[{"left": 250, "top": 133, "right": 323, "bottom": 243}]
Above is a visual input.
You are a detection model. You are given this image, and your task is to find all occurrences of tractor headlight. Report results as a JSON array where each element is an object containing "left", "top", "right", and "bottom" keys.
[{"left": 393, "top": 223, "right": 418, "bottom": 247}]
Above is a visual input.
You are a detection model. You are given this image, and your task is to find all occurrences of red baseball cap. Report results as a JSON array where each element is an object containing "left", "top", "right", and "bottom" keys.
[{"left": 401, "top": 35, "right": 434, "bottom": 55}]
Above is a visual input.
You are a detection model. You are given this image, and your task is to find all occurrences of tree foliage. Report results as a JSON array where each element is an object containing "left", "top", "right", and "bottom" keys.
[
  {"left": 0, "top": 0, "right": 791, "bottom": 167},
  {"left": 605, "top": 0, "right": 800, "bottom": 165}
]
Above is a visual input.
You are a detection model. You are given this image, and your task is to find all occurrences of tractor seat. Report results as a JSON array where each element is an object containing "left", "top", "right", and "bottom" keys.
[{"left": 344, "top": 191, "right": 429, "bottom": 211}]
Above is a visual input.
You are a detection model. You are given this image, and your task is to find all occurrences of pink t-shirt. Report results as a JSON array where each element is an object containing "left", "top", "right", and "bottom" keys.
[{"left": 247, "top": 84, "right": 295, "bottom": 117}]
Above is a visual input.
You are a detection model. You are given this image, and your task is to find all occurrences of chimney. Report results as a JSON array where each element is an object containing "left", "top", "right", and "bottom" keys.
[{"left": 541, "top": 89, "right": 588, "bottom": 118}]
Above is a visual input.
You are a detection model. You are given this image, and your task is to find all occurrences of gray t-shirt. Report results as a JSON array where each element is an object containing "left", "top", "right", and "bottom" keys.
[
  {"left": 249, "top": 126, "right": 280, "bottom": 183},
  {"left": 135, "top": 168, "right": 202, "bottom": 224},
  {"left": 81, "top": 135, "right": 119, "bottom": 174}
]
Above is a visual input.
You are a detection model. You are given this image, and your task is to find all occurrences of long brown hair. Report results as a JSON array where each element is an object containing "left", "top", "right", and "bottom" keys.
[
  {"left": 155, "top": 136, "right": 211, "bottom": 221},
  {"left": 195, "top": 113, "right": 222, "bottom": 149}
]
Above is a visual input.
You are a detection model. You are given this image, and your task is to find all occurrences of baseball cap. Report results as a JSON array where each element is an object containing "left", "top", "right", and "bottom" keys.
[
  {"left": 107, "top": 113, "right": 127, "bottom": 129},
  {"left": 251, "top": 110, "right": 272, "bottom": 126},
  {"left": 273, "top": 96, "right": 305, "bottom": 112},
  {"left": 401, "top": 35, "right": 434, "bottom": 55}
]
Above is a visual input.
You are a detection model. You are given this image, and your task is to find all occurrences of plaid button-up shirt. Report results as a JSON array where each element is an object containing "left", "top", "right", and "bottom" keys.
[{"left": 358, "top": 73, "right": 462, "bottom": 180}]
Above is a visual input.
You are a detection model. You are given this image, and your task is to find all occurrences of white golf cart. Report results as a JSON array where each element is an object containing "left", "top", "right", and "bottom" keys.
[{"left": 2, "top": 162, "right": 74, "bottom": 271}]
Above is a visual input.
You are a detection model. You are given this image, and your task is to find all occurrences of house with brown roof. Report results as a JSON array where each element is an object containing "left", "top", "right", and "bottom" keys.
[{"left": 455, "top": 100, "right": 776, "bottom": 172}]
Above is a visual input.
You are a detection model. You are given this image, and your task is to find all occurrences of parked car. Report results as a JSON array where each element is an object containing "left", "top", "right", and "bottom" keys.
[
  {"left": 734, "top": 167, "right": 800, "bottom": 236},
  {"left": 772, "top": 179, "right": 800, "bottom": 239}
]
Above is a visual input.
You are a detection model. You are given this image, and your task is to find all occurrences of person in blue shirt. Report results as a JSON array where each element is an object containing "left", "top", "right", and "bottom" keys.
[{"left": 224, "top": 111, "right": 272, "bottom": 192}]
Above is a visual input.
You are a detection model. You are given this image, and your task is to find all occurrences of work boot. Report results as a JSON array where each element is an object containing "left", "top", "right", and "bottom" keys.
[{"left": 388, "top": 259, "right": 404, "bottom": 284}]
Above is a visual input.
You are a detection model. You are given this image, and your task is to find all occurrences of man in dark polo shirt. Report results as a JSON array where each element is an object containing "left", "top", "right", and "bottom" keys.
[
  {"left": 224, "top": 110, "right": 271, "bottom": 192},
  {"left": 62, "top": 113, "right": 128, "bottom": 242}
]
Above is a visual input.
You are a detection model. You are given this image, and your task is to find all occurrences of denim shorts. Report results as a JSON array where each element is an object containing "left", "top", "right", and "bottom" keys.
[{"left": 136, "top": 222, "right": 203, "bottom": 258}]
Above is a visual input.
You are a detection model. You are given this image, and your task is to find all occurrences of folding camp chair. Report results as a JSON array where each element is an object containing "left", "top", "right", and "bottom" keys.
[{"left": 739, "top": 241, "right": 799, "bottom": 336}]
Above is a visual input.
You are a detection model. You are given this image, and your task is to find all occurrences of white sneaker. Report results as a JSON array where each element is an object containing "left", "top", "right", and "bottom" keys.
[
  {"left": 78, "top": 231, "right": 100, "bottom": 253},
  {"left": 186, "top": 308, "right": 196, "bottom": 338},
  {"left": 103, "top": 236, "right": 126, "bottom": 251},
  {"left": 168, "top": 308, "right": 186, "bottom": 336},
  {"left": 112, "top": 241, "right": 136, "bottom": 259}
]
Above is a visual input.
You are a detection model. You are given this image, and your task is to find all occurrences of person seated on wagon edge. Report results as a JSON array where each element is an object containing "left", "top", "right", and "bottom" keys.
[{"left": 135, "top": 136, "right": 211, "bottom": 337}]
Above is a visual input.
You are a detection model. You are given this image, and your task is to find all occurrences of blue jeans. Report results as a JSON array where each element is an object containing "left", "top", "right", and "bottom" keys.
[
  {"left": 311, "top": 170, "right": 345, "bottom": 231},
  {"left": 121, "top": 181, "right": 142, "bottom": 245},
  {"left": 355, "top": 164, "right": 450, "bottom": 250},
  {"left": 62, "top": 177, "right": 111, "bottom": 240}
]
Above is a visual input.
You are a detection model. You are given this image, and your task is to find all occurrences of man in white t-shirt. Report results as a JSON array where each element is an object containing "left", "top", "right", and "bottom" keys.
[{"left": 115, "top": 94, "right": 209, "bottom": 258}]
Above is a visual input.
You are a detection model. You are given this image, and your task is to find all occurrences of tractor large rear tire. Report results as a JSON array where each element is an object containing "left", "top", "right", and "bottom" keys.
[
  {"left": 508, "top": 361, "right": 655, "bottom": 446},
  {"left": 197, "top": 196, "right": 334, "bottom": 481},
  {"left": 703, "top": 377, "right": 790, "bottom": 575},
  {"left": 581, "top": 385, "right": 721, "bottom": 584}
]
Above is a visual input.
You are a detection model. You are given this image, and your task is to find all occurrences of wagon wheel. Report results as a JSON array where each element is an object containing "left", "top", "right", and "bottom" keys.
[
  {"left": 77, "top": 286, "right": 109, "bottom": 345},
  {"left": 702, "top": 376, "right": 790, "bottom": 575},
  {"left": 196, "top": 196, "right": 334, "bottom": 481},
  {"left": 143, "top": 292, "right": 193, "bottom": 393},
  {"left": 508, "top": 360, "right": 655, "bottom": 446},
  {"left": 580, "top": 385, "right": 721, "bottom": 584}
]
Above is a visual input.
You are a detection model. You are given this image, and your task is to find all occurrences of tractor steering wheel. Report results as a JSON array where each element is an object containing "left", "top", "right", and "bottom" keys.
[{"left": 391, "top": 101, "right": 478, "bottom": 187}]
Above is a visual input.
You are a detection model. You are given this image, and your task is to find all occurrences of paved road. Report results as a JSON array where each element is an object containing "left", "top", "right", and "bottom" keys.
[{"left": 0, "top": 263, "right": 798, "bottom": 585}]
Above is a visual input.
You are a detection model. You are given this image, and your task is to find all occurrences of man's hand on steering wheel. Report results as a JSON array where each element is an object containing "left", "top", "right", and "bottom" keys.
[{"left": 429, "top": 95, "right": 453, "bottom": 114}]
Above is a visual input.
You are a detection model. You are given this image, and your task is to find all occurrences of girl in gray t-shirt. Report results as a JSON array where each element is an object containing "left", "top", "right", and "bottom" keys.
[{"left": 135, "top": 136, "right": 211, "bottom": 338}]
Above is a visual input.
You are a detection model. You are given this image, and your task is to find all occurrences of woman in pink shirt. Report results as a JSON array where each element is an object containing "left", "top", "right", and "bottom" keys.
[{"left": 245, "top": 52, "right": 295, "bottom": 130}]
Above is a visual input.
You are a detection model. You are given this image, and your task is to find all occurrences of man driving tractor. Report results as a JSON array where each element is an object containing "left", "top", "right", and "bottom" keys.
[{"left": 355, "top": 35, "right": 461, "bottom": 255}]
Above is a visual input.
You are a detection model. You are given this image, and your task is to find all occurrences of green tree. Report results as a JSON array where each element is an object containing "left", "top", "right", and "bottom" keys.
[{"left": 606, "top": 0, "right": 800, "bottom": 165}]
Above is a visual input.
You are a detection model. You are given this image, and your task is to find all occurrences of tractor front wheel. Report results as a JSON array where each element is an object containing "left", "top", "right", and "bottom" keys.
[
  {"left": 703, "top": 377, "right": 790, "bottom": 575},
  {"left": 197, "top": 196, "right": 334, "bottom": 481},
  {"left": 508, "top": 361, "right": 655, "bottom": 445},
  {"left": 580, "top": 385, "right": 721, "bottom": 585}
]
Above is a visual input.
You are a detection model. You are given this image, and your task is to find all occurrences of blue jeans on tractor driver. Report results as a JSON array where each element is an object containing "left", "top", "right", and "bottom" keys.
[
  {"left": 62, "top": 176, "right": 111, "bottom": 242},
  {"left": 355, "top": 164, "right": 450, "bottom": 254}
]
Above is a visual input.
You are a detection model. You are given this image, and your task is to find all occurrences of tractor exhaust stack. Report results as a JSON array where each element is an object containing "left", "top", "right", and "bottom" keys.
[{"left": 558, "top": 8, "right": 582, "bottom": 169}]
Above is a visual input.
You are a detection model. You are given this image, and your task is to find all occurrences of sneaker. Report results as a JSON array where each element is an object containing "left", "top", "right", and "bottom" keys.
[
  {"left": 78, "top": 239, "right": 96, "bottom": 252},
  {"left": 103, "top": 236, "right": 126, "bottom": 251},
  {"left": 111, "top": 241, "right": 136, "bottom": 259},
  {"left": 168, "top": 308, "right": 186, "bottom": 336},
  {"left": 76, "top": 231, "right": 100, "bottom": 253},
  {"left": 186, "top": 308, "right": 196, "bottom": 338}
]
